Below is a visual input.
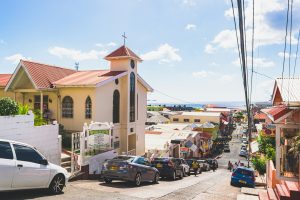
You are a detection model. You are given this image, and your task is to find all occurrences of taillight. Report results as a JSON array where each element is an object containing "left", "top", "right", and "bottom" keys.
[
  {"left": 168, "top": 161, "right": 174, "bottom": 167},
  {"left": 232, "top": 173, "right": 236, "bottom": 177}
]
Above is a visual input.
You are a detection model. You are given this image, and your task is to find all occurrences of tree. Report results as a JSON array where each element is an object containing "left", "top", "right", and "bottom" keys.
[{"left": 0, "top": 97, "right": 19, "bottom": 116}]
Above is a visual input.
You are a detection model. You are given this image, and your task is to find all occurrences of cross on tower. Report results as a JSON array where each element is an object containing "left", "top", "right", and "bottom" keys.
[{"left": 122, "top": 32, "right": 127, "bottom": 46}]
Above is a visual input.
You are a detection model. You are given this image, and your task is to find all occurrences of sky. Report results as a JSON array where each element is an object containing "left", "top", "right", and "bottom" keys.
[{"left": 0, "top": 0, "right": 300, "bottom": 104}]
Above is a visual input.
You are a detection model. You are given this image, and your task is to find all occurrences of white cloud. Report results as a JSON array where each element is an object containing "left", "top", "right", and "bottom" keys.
[
  {"left": 0, "top": 39, "right": 4, "bottom": 44},
  {"left": 185, "top": 24, "right": 197, "bottom": 30},
  {"left": 219, "top": 74, "right": 234, "bottom": 81},
  {"left": 192, "top": 70, "right": 209, "bottom": 78},
  {"left": 5, "top": 53, "right": 31, "bottom": 64},
  {"left": 278, "top": 52, "right": 297, "bottom": 58},
  {"left": 141, "top": 43, "right": 182, "bottom": 64},
  {"left": 95, "top": 42, "right": 117, "bottom": 48},
  {"left": 233, "top": 57, "right": 275, "bottom": 68},
  {"left": 207, "top": 0, "right": 298, "bottom": 51},
  {"left": 204, "top": 44, "right": 217, "bottom": 54},
  {"left": 48, "top": 46, "right": 108, "bottom": 61},
  {"left": 210, "top": 62, "right": 219, "bottom": 67},
  {"left": 182, "top": 0, "right": 197, "bottom": 6}
]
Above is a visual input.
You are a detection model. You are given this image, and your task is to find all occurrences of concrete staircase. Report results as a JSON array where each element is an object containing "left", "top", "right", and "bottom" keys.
[
  {"left": 61, "top": 153, "right": 71, "bottom": 173},
  {"left": 258, "top": 181, "right": 300, "bottom": 200}
]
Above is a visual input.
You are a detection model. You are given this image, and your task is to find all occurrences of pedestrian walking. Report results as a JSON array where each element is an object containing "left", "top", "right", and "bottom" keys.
[
  {"left": 228, "top": 161, "right": 232, "bottom": 171},
  {"left": 191, "top": 160, "right": 199, "bottom": 176},
  {"left": 212, "top": 161, "right": 217, "bottom": 172}
]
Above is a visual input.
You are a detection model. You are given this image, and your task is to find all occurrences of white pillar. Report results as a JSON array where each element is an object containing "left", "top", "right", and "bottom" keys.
[{"left": 40, "top": 92, "right": 43, "bottom": 117}]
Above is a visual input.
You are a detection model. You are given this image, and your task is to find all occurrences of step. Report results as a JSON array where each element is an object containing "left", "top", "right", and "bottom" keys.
[
  {"left": 283, "top": 180, "right": 300, "bottom": 200},
  {"left": 61, "top": 161, "right": 71, "bottom": 168},
  {"left": 267, "top": 188, "right": 278, "bottom": 200},
  {"left": 61, "top": 156, "right": 71, "bottom": 163},
  {"left": 275, "top": 184, "right": 290, "bottom": 200},
  {"left": 259, "top": 190, "right": 269, "bottom": 200}
]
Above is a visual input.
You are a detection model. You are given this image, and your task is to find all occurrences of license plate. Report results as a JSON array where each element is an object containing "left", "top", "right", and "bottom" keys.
[
  {"left": 110, "top": 166, "right": 118, "bottom": 170},
  {"left": 156, "top": 163, "right": 162, "bottom": 168},
  {"left": 239, "top": 180, "right": 246, "bottom": 184}
]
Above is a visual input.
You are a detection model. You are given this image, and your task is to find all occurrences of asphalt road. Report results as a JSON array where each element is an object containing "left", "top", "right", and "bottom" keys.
[{"left": 1, "top": 127, "right": 245, "bottom": 200}]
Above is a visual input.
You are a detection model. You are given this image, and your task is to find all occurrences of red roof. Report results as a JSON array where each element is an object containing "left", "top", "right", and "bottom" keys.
[
  {"left": 53, "top": 70, "right": 126, "bottom": 86},
  {"left": 0, "top": 74, "right": 12, "bottom": 87},
  {"left": 145, "top": 131, "right": 162, "bottom": 135},
  {"left": 21, "top": 60, "right": 76, "bottom": 89},
  {"left": 254, "top": 112, "right": 268, "bottom": 120},
  {"left": 105, "top": 45, "right": 142, "bottom": 61},
  {"left": 200, "top": 132, "right": 212, "bottom": 139},
  {"left": 265, "top": 106, "right": 293, "bottom": 122}
]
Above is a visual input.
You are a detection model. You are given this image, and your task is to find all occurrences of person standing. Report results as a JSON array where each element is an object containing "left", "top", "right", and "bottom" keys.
[{"left": 192, "top": 160, "right": 200, "bottom": 176}]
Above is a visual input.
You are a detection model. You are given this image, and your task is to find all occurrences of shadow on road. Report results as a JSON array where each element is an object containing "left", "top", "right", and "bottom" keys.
[{"left": 0, "top": 189, "right": 63, "bottom": 200}]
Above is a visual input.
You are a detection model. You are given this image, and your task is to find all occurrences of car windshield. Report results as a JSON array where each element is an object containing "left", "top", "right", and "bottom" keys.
[
  {"left": 186, "top": 160, "right": 193, "bottom": 164},
  {"left": 112, "top": 156, "right": 135, "bottom": 162},
  {"left": 152, "top": 158, "right": 170, "bottom": 163}
]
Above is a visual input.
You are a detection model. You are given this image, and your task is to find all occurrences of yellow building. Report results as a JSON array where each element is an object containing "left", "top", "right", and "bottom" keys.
[
  {"left": 170, "top": 112, "right": 221, "bottom": 124},
  {"left": 0, "top": 45, "right": 153, "bottom": 156}
]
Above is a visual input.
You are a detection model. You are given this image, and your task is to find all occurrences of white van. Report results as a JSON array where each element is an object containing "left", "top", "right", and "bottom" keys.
[{"left": 0, "top": 139, "right": 69, "bottom": 194}]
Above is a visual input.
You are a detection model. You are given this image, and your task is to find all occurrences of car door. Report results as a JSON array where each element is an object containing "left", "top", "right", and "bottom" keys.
[
  {"left": 135, "top": 157, "right": 152, "bottom": 181},
  {"left": 11, "top": 144, "right": 51, "bottom": 189},
  {"left": 0, "top": 141, "right": 16, "bottom": 191}
]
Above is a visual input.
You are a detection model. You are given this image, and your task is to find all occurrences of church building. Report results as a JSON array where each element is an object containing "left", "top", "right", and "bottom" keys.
[{"left": 0, "top": 45, "right": 153, "bottom": 156}]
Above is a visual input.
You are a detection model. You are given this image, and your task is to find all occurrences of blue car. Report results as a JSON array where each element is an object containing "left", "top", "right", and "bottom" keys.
[
  {"left": 101, "top": 156, "right": 160, "bottom": 186},
  {"left": 231, "top": 167, "right": 255, "bottom": 188}
]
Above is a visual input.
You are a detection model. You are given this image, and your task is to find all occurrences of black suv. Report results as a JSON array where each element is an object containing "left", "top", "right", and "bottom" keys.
[
  {"left": 151, "top": 157, "right": 184, "bottom": 180},
  {"left": 206, "top": 158, "right": 218, "bottom": 168}
]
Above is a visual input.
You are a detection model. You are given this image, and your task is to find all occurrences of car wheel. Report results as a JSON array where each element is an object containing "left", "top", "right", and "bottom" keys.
[
  {"left": 104, "top": 178, "right": 112, "bottom": 184},
  {"left": 171, "top": 171, "right": 176, "bottom": 181},
  {"left": 49, "top": 174, "right": 65, "bottom": 194},
  {"left": 134, "top": 173, "right": 142, "bottom": 187},
  {"left": 153, "top": 173, "right": 159, "bottom": 184},
  {"left": 179, "top": 170, "right": 183, "bottom": 179}
]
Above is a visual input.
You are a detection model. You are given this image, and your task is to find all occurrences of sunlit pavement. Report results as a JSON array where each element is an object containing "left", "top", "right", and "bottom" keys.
[{"left": 1, "top": 127, "right": 245, "bottom": 200}]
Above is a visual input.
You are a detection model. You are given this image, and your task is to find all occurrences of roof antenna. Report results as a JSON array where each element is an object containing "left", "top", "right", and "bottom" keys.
[{"left": 75, "top": 62, "right": 79, "bottom": 71}]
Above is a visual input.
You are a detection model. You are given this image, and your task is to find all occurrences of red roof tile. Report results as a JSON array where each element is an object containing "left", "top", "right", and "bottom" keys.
[
  {"left": 254, "top": 112, "right": 268, "bottom": 120},
  {"left": 265, "top": 106, "right": 293, "bottom": 122},
  {"left": 145, "top": 131, "right": 162, "bottom": 135},
  {"left": 0, "top": 74, "right": 12, "bottom": 87},
  {"left": 53, "top": 70, "right": 126, "bottom": 86},
  {"left": 21, "top": 60, "right": 77, "bottom": 89},
  {"left": 105, "top": 45, "right": 142, "bottom": 61}
]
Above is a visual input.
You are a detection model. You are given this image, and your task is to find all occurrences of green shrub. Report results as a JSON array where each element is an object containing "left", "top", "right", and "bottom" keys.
[
  {"left": 18, "top": 104, "right": 29, "bottom": 115},
  {"left": 33, "top": 109, "right": 47, "bottom": 126},
  {"left": 0, "top": 97, "right": 19, "bottom": 116},
  {"left": 251, "top": 156, "right": 266, "bottom": 175}
]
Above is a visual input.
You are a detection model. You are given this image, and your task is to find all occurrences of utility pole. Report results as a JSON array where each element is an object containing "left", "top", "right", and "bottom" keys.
[{"left": 237, "top": 0, "right": 252, "bottom": 167}]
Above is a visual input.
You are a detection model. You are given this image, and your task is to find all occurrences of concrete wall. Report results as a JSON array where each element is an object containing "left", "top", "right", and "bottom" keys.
[
  {"left": 85, "top": 150, "right": 118, "bottom": 174},
  {"left": 0, "top": 113, "right": 61, "bottom": 165},
  {"left": 170, "top": 115, "right": 220, "bottom": 124}
]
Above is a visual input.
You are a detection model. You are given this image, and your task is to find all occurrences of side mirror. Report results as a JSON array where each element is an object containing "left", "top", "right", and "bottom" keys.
[{"left": 39, "top": 159, "right": 48, "bottom": 165}]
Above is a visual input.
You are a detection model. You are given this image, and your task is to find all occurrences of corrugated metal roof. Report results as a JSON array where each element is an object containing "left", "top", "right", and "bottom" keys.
[
  {"left": 0, "top": 74, "right": 12, "bottom": 87},
  {"left": 275, "top": 78, "right": 300, "bottom": 103},
  {"left": 180, "top": 112, "right": 221, "bottom": 117},
  {"left": 146, "top": 115, "right": 170, "bottom": 124},
  {"left": 53, "top": 70, "right": 125, "bottom": 86}
]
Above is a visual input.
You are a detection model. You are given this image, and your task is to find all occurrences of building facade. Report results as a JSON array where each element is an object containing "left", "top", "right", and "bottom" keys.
[{"left": 0, "top": 45, "right": 153, "bottom": 156}]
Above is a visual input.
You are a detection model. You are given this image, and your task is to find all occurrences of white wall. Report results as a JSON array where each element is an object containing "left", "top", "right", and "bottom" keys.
[{"left": 0, "top": 113, "right": 61, "bottom": 165}]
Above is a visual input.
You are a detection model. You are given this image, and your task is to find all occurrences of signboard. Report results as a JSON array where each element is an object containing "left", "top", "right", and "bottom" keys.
[
  {"left": 180, "top": 147, "right": 189, "bottom": 154},
  {"left": 250, "top": 141, "right": 259, "bottom": 153},
  {"left": 190, "top": 144, "right": 197, "bottom": 152}
]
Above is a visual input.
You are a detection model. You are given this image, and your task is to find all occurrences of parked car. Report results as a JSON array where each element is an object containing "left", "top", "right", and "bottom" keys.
[
  {"left": 206, "top": 158, "right": 218, "bottom": 169},
  {"left": 241, "top": 146, "right": 247, "bottom": 151},
  {"left": 101, "top": 155, "right": 159, "bottom": 186},
  {"left": 186, "top": 159, "right": 202, "bottom": 175},
  {"left": 239, "top": 149, "right": 248, "bottom": 158},
  {"left": 0, "top": 139, "right": 69, "bottom": 194},
  {"left": 197, "top": 160, "right": 210, "bottom": 171},
  {"left": 151, "top": 157, "right": 184, "bottom": 180},
  {"left": 230, "top": 167, "right": 255, "bottom": 188},
  {"left": 224, "top": 145, "right": 230, "bottom": 152},
  {"left": 174, "top": 158, "right": 190, "bottom": 176}
]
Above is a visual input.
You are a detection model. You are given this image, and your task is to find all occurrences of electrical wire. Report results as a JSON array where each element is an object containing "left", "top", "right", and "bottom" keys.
[
  {"left": 281, "top": 0, "right": 290, "bottom": 91},
  {"left": 250, "top": 0, "right": 255, "bottom": 105},
  {"left": 153, "top": 89, "right": 195, "bottom": 104},
  {"left": 293, "top": 29, "right": 300, "bottom": 78},
  {"left": 288, "top": 0, "right": 293, "bottom": 104}
]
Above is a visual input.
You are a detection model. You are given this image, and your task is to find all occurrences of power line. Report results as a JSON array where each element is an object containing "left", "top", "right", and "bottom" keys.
[
  {"left": 281, "top": 0, "right": 290, "bottom": 90},
  {"left": 293, "top": 29, "right": 300, "bottom": 78},
  {"left": 288, "top": 0, "right": 293, "bottom": 104},
  {"left": 250, "top": 0, "right": 255, "bottom": 105},
  {"left": 153, "top": 89, "right": 195, "bottom": 104}
]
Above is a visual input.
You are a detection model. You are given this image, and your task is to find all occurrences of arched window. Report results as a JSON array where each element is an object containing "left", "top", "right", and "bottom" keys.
[
  {"left": 62, "top": 96, "right": 73, "bottom": 118},
  {"left": 85, "top": 96, "right": 92, "bottom": 119},
  {"left": 130, "top": 72, "right": 135, "bottom": 122},
  {"left": 113, "top": 90, "right": 120, "bottom": 123}
]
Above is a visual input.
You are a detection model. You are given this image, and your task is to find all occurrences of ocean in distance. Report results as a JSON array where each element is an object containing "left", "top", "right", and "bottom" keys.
[{"left": 148, "top": 101, "right": 247, "bottom": 109}]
